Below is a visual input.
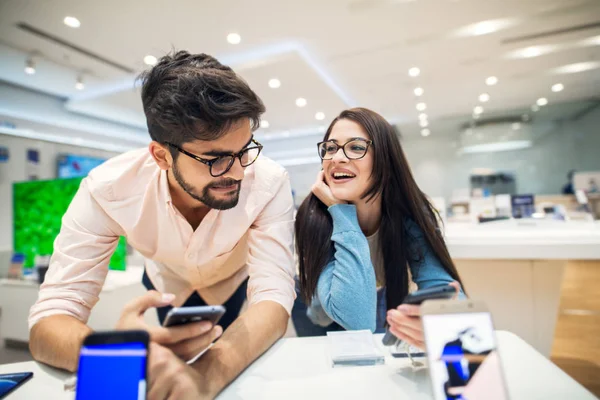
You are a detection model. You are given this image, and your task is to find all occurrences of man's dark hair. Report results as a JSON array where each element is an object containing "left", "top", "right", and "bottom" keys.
[{"left": 138, "top": 50, "right": 265, "bottom": 150}]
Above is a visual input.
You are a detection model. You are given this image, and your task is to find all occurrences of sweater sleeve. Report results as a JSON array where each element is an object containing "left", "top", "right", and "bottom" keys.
[
  {"left": 405, "top": 219, "right": 466, "bottom": 298},
  {"left": 314, "top": 204, "right": 378, "bottom": 331}
]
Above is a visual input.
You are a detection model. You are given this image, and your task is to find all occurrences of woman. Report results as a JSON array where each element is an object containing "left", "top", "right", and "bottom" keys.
[{"left": 293, "top": 107, "right": 464, "bottom": 349}]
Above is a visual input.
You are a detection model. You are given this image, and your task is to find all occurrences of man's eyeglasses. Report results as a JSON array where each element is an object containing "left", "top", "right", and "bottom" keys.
[
  {"left": 317, "top": 138, "right": 373, "bottom": 160},
  {"left": 165, "top": 139, "right": 263, "bottom": 177}
]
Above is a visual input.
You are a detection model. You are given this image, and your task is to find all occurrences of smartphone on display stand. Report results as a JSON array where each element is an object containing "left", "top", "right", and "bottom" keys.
[
  {"left": 0, "top": 372, "right": 33, "bottom": 399},
  {"left": 382, "top": 285, "right": 456, "bottom": 346},
  {"left": 421, "top": 299, "right": 510, "bottom": 400},
  {"left": 76, "top": 330, "right": 149, "bottom": 400},
  {"left": 163, "top": 305, "right": 226, "bottom": 327}
]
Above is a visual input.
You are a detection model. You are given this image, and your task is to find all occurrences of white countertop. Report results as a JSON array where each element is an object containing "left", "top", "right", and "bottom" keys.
[
  {"left": 0, "top": 331, "right": 594, "bottom": 400},
  {"left": 444, "top": 219, "right": 600, "bottom": 260}
]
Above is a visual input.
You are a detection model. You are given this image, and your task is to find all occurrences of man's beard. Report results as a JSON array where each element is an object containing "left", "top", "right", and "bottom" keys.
[{"left": 171, "top": 162, "right": 241, "bottom": 210}]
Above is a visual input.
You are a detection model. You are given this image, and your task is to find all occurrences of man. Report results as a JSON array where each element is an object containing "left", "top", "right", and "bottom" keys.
[{"left": 28, "top": 51, "right": 296, "bottom": 398}]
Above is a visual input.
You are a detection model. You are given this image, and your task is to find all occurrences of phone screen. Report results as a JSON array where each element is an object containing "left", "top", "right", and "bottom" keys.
[
  {"left": 76, "top": 342, "right": 147, "bottom": 400},
  {"left": 0, "top": 372, "right": 33, "bottom": 398},
  {"left": 422, "top": 312, "right": 509, "bottom": 400}
]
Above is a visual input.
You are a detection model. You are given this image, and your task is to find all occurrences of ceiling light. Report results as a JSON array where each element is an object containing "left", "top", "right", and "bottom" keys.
[
  {"left": 531, "top": 104, "right": 540, "bottom": 112},
  {"left": 143, "top": 55, "right": 157, "bottom": 66},
  {"left": 227, "top": 33, "right": 241, "bottom": 45},
  {"left": 551, "top": 83, "right": 564, "bottom": 92},
  {"left": 24, "top": 57, "right": 36, "bottom": 75},
  {"left": 461, "top": 140, "right": 532, "bottom": 154},
  {"left": 552, "top": 61, "right": 600, "bottom": 74},
  {"left": 63, "top": 16, "right": 81, "bottom": 28},
  {"left": 478, "top": 93, "right": 490, "bottom": 103},
  {"left": 416, "top": 102, "right": 427, "bottom": 111},
  {"left": 261, "top": 120, "right": 270, "bottom": 129},
  {"left": 409, "top": 67, "right": 420, "bottom": 77},
  {"left": 421, "top": 128, "right": 431, "bottom": 137},
  {"left": 486, "top": 76, "right": 498, "bottom": 86},
  {"left": 536, "top": 97, "right": 548, "bottom": 106},
  {"left": 75, "top": 75, "right": 85, "bottom": 90},
  {"left": 419, "top": 119, "right": 429, "bottom": 128},
  {"left": 315, "top": 112, "right": 325, "bottom": 121},
  {"left": 455, "top": 18, "right": 516, "bottom": 37},
  {"left": 473, "top": 106, "right": 484, "bottom": 114},
  {"left": 418, "top": 113, "right": 428, "bottom": 120},
  {"left": 296, "top": 97, "right": 307, "bottom": 107},
  {"left": 512, "top": 122, "right": 521, "bottom": 130},
  {"left": 268, "top": 78, "right": 281, "bottom": 89},
  {"left": 579, "top": 35, "right": 600, "bottom": 47},
  {"left": 414, "top": 87, "right": 424, "bottom": 96},
  {"left": 506, "top": 45, "right": 558, "bottom": 59}
]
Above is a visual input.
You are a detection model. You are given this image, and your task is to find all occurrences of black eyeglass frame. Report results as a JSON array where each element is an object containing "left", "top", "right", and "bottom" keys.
[
  {"left": 316, "top": 138, "right": 374, "bottom": 160},
  {"left": 165, "top": 138, "right": 263, "bottom": 177}
]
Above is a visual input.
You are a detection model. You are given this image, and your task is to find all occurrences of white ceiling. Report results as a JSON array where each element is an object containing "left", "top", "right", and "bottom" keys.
[{"left": 0, "top": 0, "right": 599, "bottom": 151}]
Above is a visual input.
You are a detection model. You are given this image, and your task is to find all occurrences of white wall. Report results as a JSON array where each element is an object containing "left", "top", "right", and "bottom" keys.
[
  {"left": 283, "top": 106, "right": 600, "bottom": 204},
  {"left": 405, "top": 106, "right": 600, "bottom": 201},
  {"left": 0, "top": 135, "right": 120, "bottom": 250}
]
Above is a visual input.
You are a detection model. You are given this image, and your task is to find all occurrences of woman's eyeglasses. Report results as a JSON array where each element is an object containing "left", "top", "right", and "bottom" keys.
[
  {"left": 317, "top": 138, "right": 373, "bottom": 160},
  {"left": 165, "top": 139, "right": 263, "bottom": 177}
]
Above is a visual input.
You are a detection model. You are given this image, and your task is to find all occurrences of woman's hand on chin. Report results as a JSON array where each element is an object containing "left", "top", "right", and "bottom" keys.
[{"left": 312, "top": 170, "right": 346, "bottom": 208}]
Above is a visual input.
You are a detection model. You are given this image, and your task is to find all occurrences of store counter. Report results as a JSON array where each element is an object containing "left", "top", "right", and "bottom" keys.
[
  {"left": 444, "top": 219, "right": 600, "bottom": 357},
  {"left": 0, "top": 331, "right": 595, "bottom": 400}
]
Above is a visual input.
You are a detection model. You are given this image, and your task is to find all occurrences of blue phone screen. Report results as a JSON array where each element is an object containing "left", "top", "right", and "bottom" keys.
[
  {"left": 0, "top": 372, "right": 32, "bottom": 397},
  {"left": 76, "top": 342, "right": 147, "bottom": 400}
]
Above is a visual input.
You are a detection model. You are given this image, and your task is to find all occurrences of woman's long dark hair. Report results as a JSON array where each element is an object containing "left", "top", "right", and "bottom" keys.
[{"left": 295, "top": 107, "right": 464, "bottom": 312}]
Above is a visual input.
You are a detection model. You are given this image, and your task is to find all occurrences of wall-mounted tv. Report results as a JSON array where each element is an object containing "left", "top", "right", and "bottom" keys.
[
  {"left": 57, "top": 154, "right": 107, "bottom": 178},
  {"left": 13, "top": 177, "right": 126, "bottom": 270}
]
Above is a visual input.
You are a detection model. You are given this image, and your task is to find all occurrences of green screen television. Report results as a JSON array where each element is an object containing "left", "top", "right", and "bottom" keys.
[{"left": 13, "top": 177, "right": 126, "bottom": 270}]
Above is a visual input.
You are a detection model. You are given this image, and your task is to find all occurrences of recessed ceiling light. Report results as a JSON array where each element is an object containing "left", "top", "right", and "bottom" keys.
[
  {"left": 531, "top": 104, "right": 540, "bottom": 112},
  {"left": 421, "top": 128, "right": 431, "bottom": 137},
  {"left": 551, "top": 83, "right": 564, "bottom": 92},
  {"left": 414, "top": 87, "right": 424, "bottom": 96},
  {"left": 419, "top": 119, "right": 429, "bottom": 128},
  {"left": 551, "top": 61, "right": 600, "bottom": 74},
  {"left": 474, "top": 106, "right": 484, "bottom": 114},
  {"left": 24, "top": 58, "right": 35, "bottom": 75},
  {"left": 486, "top": 76, "right": 498, "bottom": 86},
  {"left": 512, "top": 122, "right": 521, "bottom": 130},
  {"left": 536, "top": 97, "right": 548, "bottom": 106},
  {"left": 143, "top": 55, "right": 157, "bottom": 66},
  {"left": 455, "top": 18, "right": 516, "bottom": 37},
  {"left": 296, "top": 97, "right": 307, "bottom": 107},
  {"left": 416, "top": 102, "right": 427, "bottom": 111},
  {"left": 315, "top": 112, "right": 325, "bottom": 121},
  {"left": 261, "top": 120, "right": 270, "bottom": 129},
  {"left": 227, "top": 33, "right": 241, "bottom": 44},
  {"left": 418, "top": 113, "right": 428, "bottom": 120},
  {"left": 268, "top": 78, "right": 281, "bottom": 89},
  {"left": 479, "top": 93, "right": 490, "bottom": 103},
  {"left": 409, "top": 67, "right": 420, "bottom": 77},
  {"left": 63, "top": 16, "right": 81, "bottom": 28},
  {"left": 75, "top": 75, "right": 84, "bottom": 91}
]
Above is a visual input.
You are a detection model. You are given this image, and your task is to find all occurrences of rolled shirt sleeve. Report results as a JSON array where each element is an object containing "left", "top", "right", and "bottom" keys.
[{"left": 245, "top": 171, "right": 296, "bottom": 315}]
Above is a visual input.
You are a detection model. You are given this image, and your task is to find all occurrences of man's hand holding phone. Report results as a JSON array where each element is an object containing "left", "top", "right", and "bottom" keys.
[
  {"left": 116, "top": 290, "right": 222, "bottom": 362},
  {"left": 386, "top": 281, "right": 461, "bottom": 350}
]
